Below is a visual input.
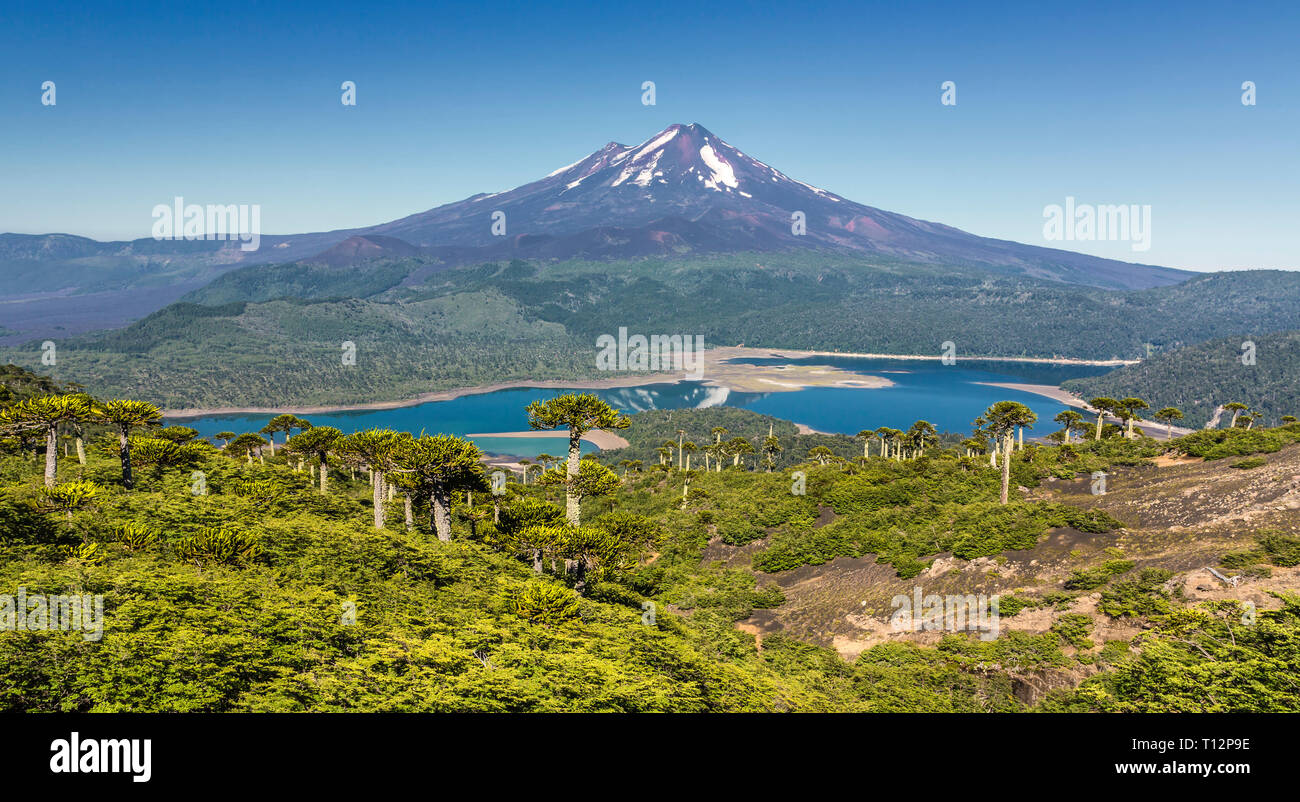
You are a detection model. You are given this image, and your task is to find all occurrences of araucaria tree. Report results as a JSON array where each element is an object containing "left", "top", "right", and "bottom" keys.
[
  {"left": 1088, "top": 397, "right": 1118, "bottom": 441},
  {"left": 338, "top": 428, "right": 402, "bottom": 528},
  {"left": 1054, "top": 410, "right": 1084, "bottom": 444},
  {"left": 1153, "top": 407, "right": 1184, "bottom": 440},
  {"left": 1223, "top": 402, "right": 1248, "bottom": 429},
  {"left": 286, "top": 426, "right": 343, "bottom": 493},
  {"left": 1118, "top": 397, "right": 1149, "bottom": 438},
  {"left": 95, "top": 399, "right": 163, "bottom": 489},
  {"left": 526, "top": 393, "right": 629, "bottom": 525},
  {"left": 538, "top": 458, "right": 620, "bottom": 527},
  {"left": 984, "top": 401, "right": 1037, "bottom": 505},
  {"left": 391, "top": 434, "right": 487, "bottom": 541},
  {"left": 1, "top": 394, "right": 91, "bottom": 487}
]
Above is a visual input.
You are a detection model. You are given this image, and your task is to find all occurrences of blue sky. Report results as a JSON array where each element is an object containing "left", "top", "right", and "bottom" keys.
[{"left": 1, "top": 0, "right": 1296, "bottom": 271}]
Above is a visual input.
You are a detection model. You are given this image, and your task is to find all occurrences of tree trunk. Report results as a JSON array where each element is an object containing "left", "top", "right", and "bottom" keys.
[
  {"left": 565, "top": 430, "right": 581, "bottom": 526},
  {"left": 431, "top": 488, "right": 452, "bottom": 541},
  {"left": 119, "top": 429, "right": 135, "bottom": 489},
  {"left": 1000, "top": 432, "right": 1012, "bottom": 505},
  {"left": 572, "top": 558, "right": 588, "bottom": 596},
  {"left": 319, "top": 461, "right": 329, "bottom": 494},
  {"left": 1017, "top": 427, "right": 1024, "bottom": 450},
  {"left": 404, "top": 493, "right": 414, "bottom": 531},
  {"left": 75, "top": 436, "right": 86, "bottom": 466},
  {"left": 372, "top": 470, "right": 386, "bottom": 529},
  {"left": 1095, "top": 413, "right": 1104, "bottom": 440},
  {"left": 532, "top": 549, "right": 543, "bottom": 572},
  {"left": 44, "top": 426, "right": 57, "bottom": 488},
  {"left": 266, "top": 437, "right": 275, "bottom": 456}
]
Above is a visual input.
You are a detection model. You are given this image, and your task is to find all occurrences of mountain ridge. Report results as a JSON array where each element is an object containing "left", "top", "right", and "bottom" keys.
[{"left": 4, "top": 122, "right": 1192, "bottom": 292}]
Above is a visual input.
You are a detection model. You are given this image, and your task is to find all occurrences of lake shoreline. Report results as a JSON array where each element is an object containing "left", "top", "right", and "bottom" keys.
[
  {"left": 466, "top": 430, "right": 631, "bottom": 449},
  {"left": 163, "top": 346, "right": 1132, "bottom": 418},
  {"left": 975, "top": 381, "right": 1197, "bottom": 436}
]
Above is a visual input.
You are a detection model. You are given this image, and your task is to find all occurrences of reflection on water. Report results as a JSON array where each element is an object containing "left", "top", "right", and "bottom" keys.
[{"left": 170, "top": 357, "right": 1113, "bottom": 457}]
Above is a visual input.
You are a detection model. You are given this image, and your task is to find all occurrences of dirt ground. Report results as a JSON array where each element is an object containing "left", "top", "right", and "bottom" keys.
[{"left": 725, "top": 443, "right": 1300, "bottom": 661}]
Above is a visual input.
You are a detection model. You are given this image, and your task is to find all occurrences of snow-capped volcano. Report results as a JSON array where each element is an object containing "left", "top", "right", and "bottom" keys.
[
  {"left": 549, "top": 123, "right": 836, "bottom": 198},
  {"left": 334, "top": 122, "right": 1187, "bottom": 288},
  {"left": 364, "top": 122, "right": 871, "bottom": 252}
]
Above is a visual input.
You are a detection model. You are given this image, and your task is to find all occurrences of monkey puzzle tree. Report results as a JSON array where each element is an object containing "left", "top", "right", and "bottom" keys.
[
  {"left": 338, "top": 428, "right": 403, "bottom": 529},
  {"left": 983, "top": 401, "right": 1037, "bottom": 505},
  {"left": 1223, "top": 402, "right": 1248, "bottom": 429},
  {"left": 390, "top": 433, "right": 487, "bottom": 541},
  {"left": 525, "top": 393, "right": 629, "bottom": 525},
  {"left": 807, "top": 445, "right": 835, "bottom": 466},
  {"left": 514, "top": 524, "right": 567, "bottom": 573},
  {"left": 260, "top": 414, "right": 312, "bottom": 455},
  {"left": 40, "top": 479, "right": 103, "bottom": 523},
  {"left": 286, "top": 426, "right": 343, "bottom": 493},
  {"left": 727, "top": 436, "right": 754, "bottom": 468},
  {"left": 538, "top": 458, "right": 619, "bottom": 527},
  {"left": 1054, "top": 410, "right": 1084, "bottom": 444},
  {"left": 1088, "top": 397, "right": 1119, "bottom": 441},
  {"left": 128, "top": 436, "right": 208, "bottom": 486},
  {"left": 856, "top": 429, "right": 874, "bottom": 459},
  {"left": 95, "top": 399, "right": 163, "bottom": 490},
  {"left": 1117, "top": 397, "right": 1149, "bottom": 438},
  {"left": 1, "top": 394, "right": 92, "bottom": 487},
  {"left": 762, "top": 434, "right": 782, "bottom": 471},
  {"left": 906, "top": 420, "right": 938, "bottom": 457},
  {"left": 225, "top": 433, "right": 269, "bottom": 466},
  {"left": 1153, "top": 407, "right": 1184, "bottom": 440}
]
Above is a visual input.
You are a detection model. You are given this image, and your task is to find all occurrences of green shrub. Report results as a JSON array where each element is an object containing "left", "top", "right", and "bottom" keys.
[
  {"left": 511, "top": 580, "right": 580, "bottom": 625},
  {"left": 1052, "top": 613, "right": 1095, "bottom": 649}
]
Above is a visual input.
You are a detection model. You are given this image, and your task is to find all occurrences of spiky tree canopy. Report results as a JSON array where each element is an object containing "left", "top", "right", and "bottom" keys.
[
  {"left": 96, "top": 399, "right": 162, "bottom": 429},
  {"left": 286, "top": 426, "right": 343, "bottom": 461},
  {"left": 984, "top": 401, "right": 1037, "bottom": 435},
  {"left": 391, "top": 434, "right": 487, "bottom": 496},
  {"left": 526, "top": 393, "right": 629, "bottom": 437}
]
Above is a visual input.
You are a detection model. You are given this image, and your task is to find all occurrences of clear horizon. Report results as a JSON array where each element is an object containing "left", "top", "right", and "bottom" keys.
[{"left": 2, "top": 0, "right": 1297, "bottom": 272}]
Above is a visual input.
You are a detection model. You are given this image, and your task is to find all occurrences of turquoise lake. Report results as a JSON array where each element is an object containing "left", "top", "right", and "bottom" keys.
[{"left": 170, "top": 357, "right": 1113, "bottom": 458}]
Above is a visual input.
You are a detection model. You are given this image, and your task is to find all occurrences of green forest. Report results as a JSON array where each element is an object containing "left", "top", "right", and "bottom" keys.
[
  {"left": 5, "top": 255, "right": 1300, "bottom": 409},
  {"left": 1065, "top": 329, "right": 1300, "bottom": 428}
]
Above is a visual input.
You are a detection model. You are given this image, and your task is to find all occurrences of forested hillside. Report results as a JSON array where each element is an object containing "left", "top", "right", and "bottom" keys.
[
  {"left": 4, "top": 256, "right": 1299, "bottom": 408},
  {"left": 1064, "top": 330, "right": 1300, "bottom": 428}
]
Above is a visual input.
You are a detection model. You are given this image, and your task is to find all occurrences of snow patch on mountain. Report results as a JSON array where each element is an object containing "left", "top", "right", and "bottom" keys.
[{"left": 699, "top": 144, "right": 738, "bottom": 190}]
